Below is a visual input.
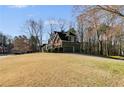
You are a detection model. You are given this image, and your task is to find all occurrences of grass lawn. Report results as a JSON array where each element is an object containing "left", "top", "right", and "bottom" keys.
[
  {"left": 110, "top": 56, "right": 124, "bottom": 60},
  {"left": 0, "top": 53, "right": 124, "bottom": 87}
]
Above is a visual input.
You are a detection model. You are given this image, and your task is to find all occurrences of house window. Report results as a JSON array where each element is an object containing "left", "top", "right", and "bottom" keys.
[
  {"left": 70, "top": 36, "right": 75, "bottom": 42},
  {"left": 68, "top": 37, "right": 71, "bottom": 41}
]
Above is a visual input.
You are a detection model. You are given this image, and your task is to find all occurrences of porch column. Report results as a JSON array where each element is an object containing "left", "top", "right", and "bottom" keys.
[{"left": 73, "top": 46, "right": 75, "bottom": 53}]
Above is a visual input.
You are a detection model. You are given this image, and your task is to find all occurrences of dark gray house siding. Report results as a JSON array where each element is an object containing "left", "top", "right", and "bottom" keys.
[
  {"left": 44, "top": 28, "right": 81, "bottom": 53},
  {"left": 62, "top": 41, "right": 80, "bottom": 53}
]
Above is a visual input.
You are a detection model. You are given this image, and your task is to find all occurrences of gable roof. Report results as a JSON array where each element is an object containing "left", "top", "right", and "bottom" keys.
[
  {"left": 55, "top": 31, "right": 76, "bottom": 41},
  {"left": 53, "top": 28, "right": 76, "bottom": 41},
  {"left": 54, "top": 31, "right": 68, "bottom": 40},
  {"left": 66, "top": 28, "right": 76, "bottom": 36},
  {"left": 66, "top": 32, "right": 76, "bottom": 36}
]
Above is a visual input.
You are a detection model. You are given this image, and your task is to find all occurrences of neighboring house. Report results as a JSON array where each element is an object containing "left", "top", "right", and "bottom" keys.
[
  {"left": 45, "top": 28, "right": 80, "bottom": 53},
  {"left": 11, "top": 35, "right": 32, "bottom": 54},
  {"left": 0, "top": 45, "right": 8, "bottom": 54},
  {"left": 0, "top": 46, "right": 3, "bottom": 53}
]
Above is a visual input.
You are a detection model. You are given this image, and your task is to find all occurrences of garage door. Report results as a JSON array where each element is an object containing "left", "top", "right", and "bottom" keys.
[{"left": 63, "top": 47, "right": 74, "bottom": 53}]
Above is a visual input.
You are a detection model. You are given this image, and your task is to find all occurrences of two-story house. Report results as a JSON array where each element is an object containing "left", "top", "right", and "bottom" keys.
[{"left": 45, "top": 28, "right": 80, "bottom": 53}]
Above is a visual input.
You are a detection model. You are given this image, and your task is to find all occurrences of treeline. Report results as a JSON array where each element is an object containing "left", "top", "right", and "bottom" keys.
[
  {"left": 1, "top": 6, "right": 124, "bottom": 56},
  {"left": 0, "top": 33, "right": 37, "bottom": 54},
  {"left": 0, "top": 18, "right": 70, "bottom": 54},
  {"left": 76, "top": 5, "right": 124, "bottom": 56},
  {"left": 0, "top": 19, "right": 44, "bottom": 54},
  {"left": 0, "top": 32, "right": 13, "bottom": 54}
]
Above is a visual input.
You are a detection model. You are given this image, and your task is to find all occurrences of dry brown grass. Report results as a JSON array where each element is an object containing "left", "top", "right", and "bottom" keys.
[{"left": 0, "top": 53, "right": 124, "bottom": 87}]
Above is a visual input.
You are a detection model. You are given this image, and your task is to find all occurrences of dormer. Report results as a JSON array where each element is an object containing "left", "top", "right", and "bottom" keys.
[{"left": 66, "top": 28, "right": 77, "bottom": 42}]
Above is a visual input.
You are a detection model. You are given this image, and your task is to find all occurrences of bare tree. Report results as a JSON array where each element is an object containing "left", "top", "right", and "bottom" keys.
[
  {"left": 97, "top": 5, "right": 124, "bottom": 18},
  {"left": 47, "top": 18, "right": 57, "bottom": 36},
  {"left": 12, "top": 35, "right": 31, "bottom": 54},
  {"left": 57, "top": 18, "right": 68, "bottom": 32},
  {"left": 74, "top": 5, "right": 124, "bottom": 56},
  {"left": 24, "top": 19, "right": 43, "bottom": 52}
]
